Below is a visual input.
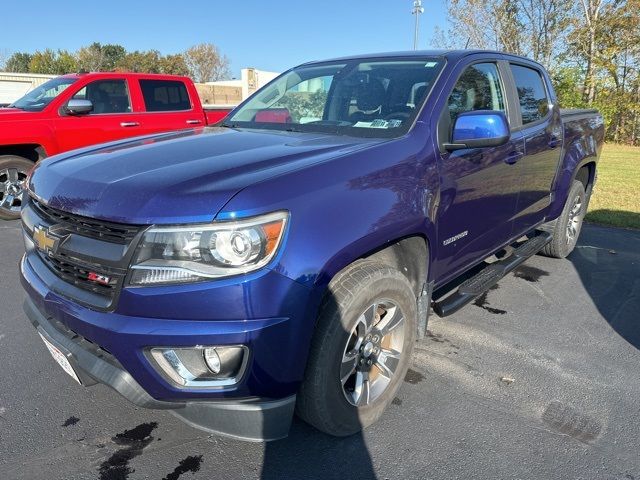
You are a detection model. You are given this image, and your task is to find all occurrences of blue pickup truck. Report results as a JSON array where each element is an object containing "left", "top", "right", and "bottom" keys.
[{"left": 20, "top": 50, "right": 604, "bottom": 441}]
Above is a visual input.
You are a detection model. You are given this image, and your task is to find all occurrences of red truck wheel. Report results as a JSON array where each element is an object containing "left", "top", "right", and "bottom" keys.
[
  {"left": 296, "top": 261, "right": 417, "bottom": 436},
  {"left": 0, "top": 156, "right": 32, "bottom": 220}
]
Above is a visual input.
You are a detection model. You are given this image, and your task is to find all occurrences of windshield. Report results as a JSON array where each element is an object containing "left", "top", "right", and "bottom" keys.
[
  {"left": 224, "top": 57, "right": 444, "bottom": 138},
  {"left": 11, "top": 77, "right": 77, "bottom": 112}
]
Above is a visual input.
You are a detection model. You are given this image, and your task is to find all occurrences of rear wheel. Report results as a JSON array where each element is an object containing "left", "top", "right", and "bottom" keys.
[
  {"left": 296, "top": 261, "right": 417, "bottom": 436},
  {"left": 540, "top": 180, "right": 586, "bottom": 258},
  {"left": 0, "top": 156, "right": 33, "bottom": 220}
]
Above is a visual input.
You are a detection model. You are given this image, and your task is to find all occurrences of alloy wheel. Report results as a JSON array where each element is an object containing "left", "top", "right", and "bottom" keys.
[
  {"left": 340, "top": 300, "right": 405, "bottom": 407},
  {"left": 0, "top": 167, "right": 28, "bottom": 215},
  {"left": 566, "top": 194, "right": 582, "bottom": 245}
]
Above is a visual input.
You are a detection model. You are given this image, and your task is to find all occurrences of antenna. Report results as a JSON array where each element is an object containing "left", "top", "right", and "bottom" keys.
[
  {"left": 412, "top": 0, "right": 425, "bottom": 50},
  {"left": 465, "top": 37, "right": 471, "bottom": 49}
]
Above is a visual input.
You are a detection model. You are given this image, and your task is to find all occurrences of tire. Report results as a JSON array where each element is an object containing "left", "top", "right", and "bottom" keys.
[
  {"left": 0, "top": 155, "right": 33, "bottom": 221},
  {"left": 296, "top": 261, "right": 417, "bottom": 436},
  {"left": 540, "top": 180, "right": 586, "bottom": 258}
]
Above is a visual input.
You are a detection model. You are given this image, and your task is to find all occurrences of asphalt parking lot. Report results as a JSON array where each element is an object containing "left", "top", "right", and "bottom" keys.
[{"left": 1, "top": 220, "right": 639, "bottom": 480}]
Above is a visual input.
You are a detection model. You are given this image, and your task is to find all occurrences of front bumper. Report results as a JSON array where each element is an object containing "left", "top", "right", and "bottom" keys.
[{"left": 24, "top": 296, "right": 296, "bottom": 441}]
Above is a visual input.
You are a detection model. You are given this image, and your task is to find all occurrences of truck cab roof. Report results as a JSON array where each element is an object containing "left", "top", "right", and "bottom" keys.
[{"left": 302, "top": 49, "right": 546, "bottom": 68}]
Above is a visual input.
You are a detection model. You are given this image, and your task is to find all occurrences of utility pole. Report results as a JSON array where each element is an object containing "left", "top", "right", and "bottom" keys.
[{"left": 412, "top": 0, "right": 424, "bottom": 50}]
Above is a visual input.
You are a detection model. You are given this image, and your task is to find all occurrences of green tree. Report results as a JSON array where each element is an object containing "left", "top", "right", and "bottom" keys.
[
  {"left": 29, "top": 49, "right": 77, "bottom": 74},
  {"left": 115, "top": 50, "right": 162, "bottom": 73},
  {"left": 76, "top": 42, "right": 126, "bottom": 71},
  {"left": 159, "top": 54, "right": 190, "bottom": 76},
  {"left": 5, "top": 52, "right": 33, "bottom": 73}
]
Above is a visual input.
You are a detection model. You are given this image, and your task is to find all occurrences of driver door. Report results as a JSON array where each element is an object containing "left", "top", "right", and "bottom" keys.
[
  {"left": 54, "top": 78, "right": 143, "bottom": 152},
  {"left": 433, "top": 61, "right": 524, "bottom": 282}
]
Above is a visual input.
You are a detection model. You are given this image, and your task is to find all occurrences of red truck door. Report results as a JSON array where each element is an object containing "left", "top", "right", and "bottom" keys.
[
  {"left": 54, "top": 78, "right": 144, "bottom": 151},
  {"left": 130, "top": 79, "right": 204, "bottom": 135}
]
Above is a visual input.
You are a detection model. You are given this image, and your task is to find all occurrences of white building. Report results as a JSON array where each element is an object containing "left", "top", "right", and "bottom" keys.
[
  {"left": 0, "top": 72, "right": 55, "bottom": 105},
  {"left": 207, "top": 68, "right": 279, "bottom": 101}
]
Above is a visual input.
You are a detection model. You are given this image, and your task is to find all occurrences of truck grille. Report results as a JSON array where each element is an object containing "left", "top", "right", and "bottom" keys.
[
  {"left": 24, "top": 196, "right": 142, "bottom": 310},
  {"left": 39, "top": 253, "right": 123, "bottom": 298},
  {"left": 30, "top": 197, "right": 139, "bottom": 244}
]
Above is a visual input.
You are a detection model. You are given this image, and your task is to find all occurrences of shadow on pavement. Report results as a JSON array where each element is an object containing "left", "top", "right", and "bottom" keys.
[
  {"left": 569, "top": 223, "right": 640, "bottom": 349},
  {"left": 260, "top": 281, "right": 377, "bottom": 480},
  {"left": 260, "top": 419, "right": 376, "bottom": 480}
]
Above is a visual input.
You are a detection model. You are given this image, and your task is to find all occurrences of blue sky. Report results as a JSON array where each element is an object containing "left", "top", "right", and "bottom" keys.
[{"left": 0, "top": 0, "right": 448, "bottom": 76}]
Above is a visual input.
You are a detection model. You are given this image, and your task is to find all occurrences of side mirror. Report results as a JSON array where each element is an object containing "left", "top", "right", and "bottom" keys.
[
  {"left": 445, "top": 111, "right": 510, "bottom": 151},
  {"left": 65, "top": 99, "right": 93, "bottom": 115}
]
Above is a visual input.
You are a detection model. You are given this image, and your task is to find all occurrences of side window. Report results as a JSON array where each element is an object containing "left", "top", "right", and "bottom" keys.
[
  {"left": 140, "top": 80, "right": 191, "bottom": 112},
  {"left": 72, "top": 80, "right": 131, "bottom": 114},
  {"left": 510, "top": 64, "right": 549, "bottom": 124},
  {"left": 448, "top": 63, "right": 505, "bottom": 122}
]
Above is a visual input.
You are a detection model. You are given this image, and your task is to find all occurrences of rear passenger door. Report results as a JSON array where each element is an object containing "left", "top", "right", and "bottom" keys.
[
  {"left": 507, "top": 63, "right": 563, "bottom": 235},
  {"left": 133, "top": 79, "right": 202, "bottom": 135}
]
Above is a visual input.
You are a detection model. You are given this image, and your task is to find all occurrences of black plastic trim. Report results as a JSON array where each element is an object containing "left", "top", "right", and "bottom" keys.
[{"left": 23, "top": 297, "right": 296, "bottom": 441}]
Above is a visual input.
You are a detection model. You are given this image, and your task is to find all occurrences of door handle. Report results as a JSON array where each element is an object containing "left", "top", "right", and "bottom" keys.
[
  {"left": 186, "top": 119, "right": 202, "bottom": 125},
  {"left": 504, "top": 151, "right": 524, "bottom": 165},
  {"left": 548, "top": 136, "right": 561, "bottom": 149},
  {"left": 120, "top": 122, "right": 140, "bottom": 127}
]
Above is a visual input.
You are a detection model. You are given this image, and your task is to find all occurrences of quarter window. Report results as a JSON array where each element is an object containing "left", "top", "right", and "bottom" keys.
[
  {"left": 510, "top": 64, "right": 549, "bottom": 124},
  {"left": 140, "top": 80, "right": 191, "bottom": 112},
  {"left": 448, "top": 63, "right": 505, "bottom": 121}
]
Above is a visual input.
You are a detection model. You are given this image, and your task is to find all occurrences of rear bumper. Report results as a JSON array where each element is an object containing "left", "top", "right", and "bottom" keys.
[{"left": 24, "top": 296, "right": 296, "bottom": 441}]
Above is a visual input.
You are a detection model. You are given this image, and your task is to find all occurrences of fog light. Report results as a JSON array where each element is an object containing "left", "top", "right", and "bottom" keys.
[
  {"left": 149, "top": 345, "right": 247, "bottom": 388},
  {"left": 203, "top": 348, "right": 221, "bottom": 374}
]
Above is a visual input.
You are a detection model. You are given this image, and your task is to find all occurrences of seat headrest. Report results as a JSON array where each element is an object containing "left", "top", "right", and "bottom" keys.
[
  {"left": 355, "top": 78, "right": 386, "bottom": 111},
  {"left": 415, "top": 85, "right": 427, "bottom": 103}
]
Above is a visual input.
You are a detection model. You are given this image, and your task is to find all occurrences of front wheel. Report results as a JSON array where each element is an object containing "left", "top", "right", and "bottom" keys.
[
  {"left": 540, "top": 180, "right": 586, "bottom": 258},
  {"left": 0, "top": 155, "right": 33, "bottom": 220},
  {"left": 296, "top": 261, "right": 417, "bottom": 436}
]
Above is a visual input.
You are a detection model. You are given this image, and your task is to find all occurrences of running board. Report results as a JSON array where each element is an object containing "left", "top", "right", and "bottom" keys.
[{"left": 432, "top": 232, "right": 552, "bottom": 317}]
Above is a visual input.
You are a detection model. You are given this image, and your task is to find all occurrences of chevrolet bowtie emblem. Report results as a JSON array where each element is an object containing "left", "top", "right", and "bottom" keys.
[{"left": 33, "top": 225, "right": 60, "bottom": 255}]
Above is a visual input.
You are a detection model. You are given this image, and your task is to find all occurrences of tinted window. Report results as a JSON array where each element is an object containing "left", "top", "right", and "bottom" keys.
[
  {"left": 72, "top": 80, "right": 131, "bottom": 114},
  {"left": 448, "top": 63, "right": 505, "bottom": 121},
  {"left": 510, "top": 64, "right": 549, "bottom": 124},
  {"left": 140, "top": 80, "right": 191, "bottom": 112}
]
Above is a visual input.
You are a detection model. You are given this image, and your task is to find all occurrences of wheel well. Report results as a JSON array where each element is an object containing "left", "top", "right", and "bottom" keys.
[
  {"left": 361, "top": 236, "right": 429, "bottom": 298},
  {"left": 0, "top": 144, "right": 46, "bottom": 163},
  {"left": 576, "top": 162, "right": 596, "bottom": 196}
]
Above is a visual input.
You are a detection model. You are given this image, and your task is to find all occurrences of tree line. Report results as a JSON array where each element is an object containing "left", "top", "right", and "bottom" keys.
[
  {"left": 1, "top": 42, "right": 230, "bottom": 83},
  {"left": 434, "top": 0, "right": 640, "bottom": 145}
]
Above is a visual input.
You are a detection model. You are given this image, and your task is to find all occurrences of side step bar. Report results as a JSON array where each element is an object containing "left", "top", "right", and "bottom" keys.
[{"left": 432, "top": 232, "right": 552, "bottom": 317}]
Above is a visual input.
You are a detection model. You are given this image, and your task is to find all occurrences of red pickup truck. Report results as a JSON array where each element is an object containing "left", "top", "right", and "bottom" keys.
[{"left": 0, "top": 72, "right": 232, "bottom": 219}]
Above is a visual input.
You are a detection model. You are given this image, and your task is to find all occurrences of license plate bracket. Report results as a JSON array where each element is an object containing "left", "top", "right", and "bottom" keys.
[{"left": 38, "top": 332, "right": 82, "bottom": 385}]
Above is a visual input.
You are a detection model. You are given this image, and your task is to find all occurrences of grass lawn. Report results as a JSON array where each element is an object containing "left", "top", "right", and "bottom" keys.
[{"left": 585, "top": 143, "right": 640, "bottom": 230}]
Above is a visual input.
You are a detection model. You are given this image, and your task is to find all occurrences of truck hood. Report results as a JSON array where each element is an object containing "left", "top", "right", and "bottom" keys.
[{"left": 29, "top": 127, "right": 383, "bottom": 224}]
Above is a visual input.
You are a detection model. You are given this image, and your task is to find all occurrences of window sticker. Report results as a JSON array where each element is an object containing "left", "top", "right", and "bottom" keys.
[{"left": 352, "top": 119, "right": 403, "bottom": 129}]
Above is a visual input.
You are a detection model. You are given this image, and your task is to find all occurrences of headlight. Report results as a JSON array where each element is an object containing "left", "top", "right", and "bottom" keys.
[{"left": 129, "top": 211, "right": 288, "bottom": 285}]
